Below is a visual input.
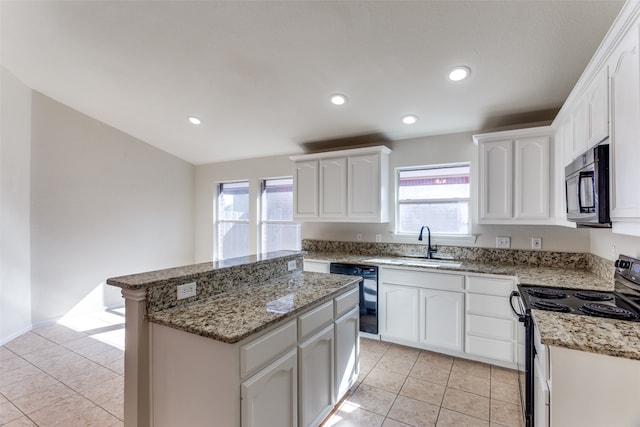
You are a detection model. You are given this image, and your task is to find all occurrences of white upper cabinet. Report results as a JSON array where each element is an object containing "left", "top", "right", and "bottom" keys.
[
  {"left": 608, "top": 22, "right": 640, "bottom": 234},
  {"left": 588, "top": 67, "right": 609, "bottom": 147},
  {"left": 319, "top": 157, "right": 347, "bottom": 218},
  {"left": 290, "top": 146, "right": 391, "bottom": 223},
  {"left": 478, "top": 140, "right": 513, "bottom": 220},
  {"left": 570, "top": 67, "right": 609, "bottom": 161},
  {"left": 475, "top": 127, "right": 553, "bottom": 225},
  {"left": 293, "top": 160, "right": 319, "bottom": 218}
]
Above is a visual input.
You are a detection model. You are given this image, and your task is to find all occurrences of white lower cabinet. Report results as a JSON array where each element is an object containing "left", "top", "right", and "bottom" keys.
[
  {"left": 465, "top": 275, "right": 517, "bottom": 364},
  {"left": 379, "top": 267, "right": 519, "bottom": 366},
  {"left": 420, "top": 289, "right": 464, "bottom": 352},
  {"left": 379, "top": 283, "right": 420, "bottom": 343},
  {"left": 298, "top": 324, "right": 335, "bottom": 427},
  {"left": 150, "top": 285, "right": 358, "bottom": 427},
  {"left": 241, "top": 350, "right": 298, "bottom": 427},
  {"left": 334, "top": 307, "right": 359, "bottom": 401}
]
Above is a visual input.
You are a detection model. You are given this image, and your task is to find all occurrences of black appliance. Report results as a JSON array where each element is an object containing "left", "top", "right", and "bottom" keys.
[
  {"left": 329, "top": 263, "right": 378, "bottom": 335},
  {"left": 510, "top": 254, "right": 640, "bottom": 427},
  {"left": 565, "top": 143, "right": 610, "bottom": 227}
]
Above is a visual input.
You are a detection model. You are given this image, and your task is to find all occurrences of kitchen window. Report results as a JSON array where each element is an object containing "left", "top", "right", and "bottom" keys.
[
  {"left": 260, "top": 178, "right": 301, "bottom": 252},
  {"left": 215, "top": 181, "right": 249, "bottom": 260},
  {"left": 396, "top": 163, "right": 471, "bottom": 235}
]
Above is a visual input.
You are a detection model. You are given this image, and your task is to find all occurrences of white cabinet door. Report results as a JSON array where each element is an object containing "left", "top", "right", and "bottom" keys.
[
  {"left": 588, "top": 66, "right": 609, "bottom": 147},
  {"left": 419, "top": 289, "right": 464, "bottom": 352},
  {"left": 572, "top": 99, "right": 589, "bottom": 159},
  {"left": 293, "top": 160, "right": 319, "bottom": 218},
  {"left": 348, "top": 153, "right": 380, "bottom": 219},
  {"left": 298, "top": 324, "right": 334, "bottom": 427},
  {"left": 479, "top": 140, "right": 513, "bottom": 220},
  {"left": 241, "top": 349, "right": 298, "bottom": 427},
  {"left": 380, "top": 284, "right": 420, "bottom": 344},
  {"left": 319, "top": 157, "right": 347, "bottom": 218},
  {"left": 609, "top": 24, "right": 640, "bottom": 229},
  {"left": 334, "top": 307, "right": 359, "bottom": 401},
  {"left": 514, "top": 136, "right": 550, "bottom": 220}
]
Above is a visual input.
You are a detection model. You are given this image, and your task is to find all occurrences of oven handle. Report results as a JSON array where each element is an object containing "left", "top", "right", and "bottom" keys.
[{"left": 510, "top": 290, "right": 526, "bottom": 322}]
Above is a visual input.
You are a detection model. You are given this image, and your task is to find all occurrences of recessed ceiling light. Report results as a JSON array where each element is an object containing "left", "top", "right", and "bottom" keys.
[
  {"left": 330, "top": 94, "right": 348, "bottom": 106},
  {"left": 448, "top": 66, "right": 471, "bottom": 81},
  {"left": 402, "top": 114, "right": 419, "bottom": 125},
  {"left": 188, "top": 116, "right": 201, "bottom": 125}
]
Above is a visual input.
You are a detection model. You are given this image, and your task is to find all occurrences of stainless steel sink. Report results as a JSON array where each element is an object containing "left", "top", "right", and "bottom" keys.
[{"left": 363, "top": 257, "right": 462, "bottom": 268}]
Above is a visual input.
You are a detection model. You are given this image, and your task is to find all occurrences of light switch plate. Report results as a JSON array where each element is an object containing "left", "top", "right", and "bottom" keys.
[
  {"left": 375, "top": 234, "right": 382, "bottom": 242},
  {"left": 496, "top": 236, "right": 511, "bottom": 249},
  {"left": 287, "top": 260, "right": 297, "bottom": 271}
]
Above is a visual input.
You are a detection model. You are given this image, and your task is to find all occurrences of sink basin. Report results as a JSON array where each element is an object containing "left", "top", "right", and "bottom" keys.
[
  {"left": 399, "top": 258, "right": 462, "bottom": 268},
  {"left": 363, "top": 257, "right": 462, "bottom": 268}
]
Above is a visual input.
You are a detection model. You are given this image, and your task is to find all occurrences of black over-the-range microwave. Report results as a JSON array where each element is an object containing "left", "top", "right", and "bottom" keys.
[{"left": 565, "top": 142, "right": 611, "bottom": 227}]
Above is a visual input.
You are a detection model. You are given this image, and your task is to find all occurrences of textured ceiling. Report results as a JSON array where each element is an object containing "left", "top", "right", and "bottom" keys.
[{"left": 1, "top": 1, "right": 624, "bottom": 165}]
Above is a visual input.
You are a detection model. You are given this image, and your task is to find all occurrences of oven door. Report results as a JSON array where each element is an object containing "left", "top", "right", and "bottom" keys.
[{"left": 510, "top": 290, "right": 533, "bottom": 427}]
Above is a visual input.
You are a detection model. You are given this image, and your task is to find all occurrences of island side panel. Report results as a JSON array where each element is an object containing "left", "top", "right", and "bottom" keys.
[
  {"left": 121, "top": 288, "right": 150, "bottom": 427},
  {"left": 150, "top": 322, "right": 241, "bottom": 427}
]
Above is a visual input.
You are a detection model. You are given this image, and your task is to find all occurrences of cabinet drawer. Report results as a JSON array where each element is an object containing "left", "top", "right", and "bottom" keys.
[
  {"left": 241, "top": 320, "right": 297, "bottom": 379},
  {"left": 466, "top": 335, "right": 514, "bottom": 362},
  {"left": 466, "top": 275, "right": 515, "bottom": 296},
  {"left": 303, "top": 260, "right": 330, "bottom": 273},
  {"left": 298, "top": 300, "right": 333, "bottom": 340},
  {"left": 466, "top": 293, "right": 512, "bottom": 318},
  {"left": 381, "top": 268, "right": 464, "bottom": 291},
  {"left": 466, "top": 314, "right": 514, "bottom": 341},
  {"left": 334, "top": 286, "right": 359, "bottom": 318}
]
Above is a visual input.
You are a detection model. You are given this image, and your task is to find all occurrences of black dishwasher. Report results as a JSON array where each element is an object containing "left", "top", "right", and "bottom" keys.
[{"left": 329, "top": 263, "right": 378, "bottom": 335}]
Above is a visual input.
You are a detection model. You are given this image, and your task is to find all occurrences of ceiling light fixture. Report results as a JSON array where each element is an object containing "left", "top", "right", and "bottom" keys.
[
  {"left": 330, "top": 94, "right": 348, "bottom": 106},
  {"left": 188, "top": 116, "right": 201, "bottom": 125},
  {"left": 402, "top": 114, "right": 419, "bottom": 125},
  {"left": 448, "top": 66, "right": 471, "bottom": 82}
]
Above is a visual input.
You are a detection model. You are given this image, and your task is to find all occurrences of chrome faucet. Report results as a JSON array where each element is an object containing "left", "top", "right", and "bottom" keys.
[{"left": 418, "top": 225, "right": 438, "bottom": 259}]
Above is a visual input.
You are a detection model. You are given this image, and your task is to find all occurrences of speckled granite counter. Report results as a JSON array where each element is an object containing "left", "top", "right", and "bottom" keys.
[
  {"left": 304, "top": 250, "right": 640, "bottom": 360},
  {"left": 304, "top": 251, "right": 613, "bottom": 291},
  {"left": 147, "top": 271, "right": 358, "bottom": 343},
  {"left": 532, "top": 310, "right": 640, "bottom": 360}
]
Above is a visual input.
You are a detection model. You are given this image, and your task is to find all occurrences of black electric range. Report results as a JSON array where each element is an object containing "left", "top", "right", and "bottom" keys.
[
  {"left": 510, "top": 254, "right": 640, "bottom": 427},
  {"left": 518, "top": 285, "right": 640, "bottom": 321}
]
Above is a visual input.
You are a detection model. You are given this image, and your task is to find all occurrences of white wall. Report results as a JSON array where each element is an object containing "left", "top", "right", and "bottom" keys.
[
  {"left": 590, "top": 228, "right": 640, "bottom": 261},
  {"left": 194, "top": 154, "right": 291, "bottom": 262},
  {"left": 30, "top": 93, "right": 195, "bottom": 324},
  {"left": 194, "top": 131, "right": 591, "bottom": 258},
  {"left": 0, "top": 67, "right": 33, "bottom": 342}
]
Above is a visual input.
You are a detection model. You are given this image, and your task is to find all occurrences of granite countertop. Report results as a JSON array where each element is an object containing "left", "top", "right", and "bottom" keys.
[
  {"left": 304, "top": 251, "right": 613, "bottom": 291},
  {"left": 107, "top": 250, "right": 301, "bottom": 290},
  {"left": 532, "top": 310, "right": 640, "bottom": 361},
  {"left": 147, "top": 271, "right": 359, "bottom": 343},
  {"left": 306, "top": 251, "right": 640, "bottom": 360}
]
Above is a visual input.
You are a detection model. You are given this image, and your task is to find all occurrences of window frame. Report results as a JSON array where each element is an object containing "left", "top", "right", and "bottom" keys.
[
  {"left": 214, "top": 180, "right": 250, "bottom": 261},
  {"left": 259, "top": 176, "right": 301, "bottom": 254},
  {"left": 395, "top": 162, "right": 472, "bottom": 238}
]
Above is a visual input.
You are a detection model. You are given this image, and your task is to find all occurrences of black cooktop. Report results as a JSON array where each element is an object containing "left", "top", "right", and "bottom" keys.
[{"left": 518, "top": 285, "right": 640, "bottom": 321}]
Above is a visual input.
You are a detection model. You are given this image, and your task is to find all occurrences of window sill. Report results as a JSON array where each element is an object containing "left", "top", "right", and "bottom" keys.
[{"left": 392, "top": 233, "right": 478, "bottom": 246}]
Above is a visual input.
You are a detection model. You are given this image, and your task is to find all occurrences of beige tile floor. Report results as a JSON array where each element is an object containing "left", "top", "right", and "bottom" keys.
[
  {"left": 0, "top": 308, "right": 125, "bottom": 426},
  {"left": 322, "top": 339, "right": 524, "bottom": 427},
  {"left": 1, "top": 308, "right": 522, "bottom": 427}
]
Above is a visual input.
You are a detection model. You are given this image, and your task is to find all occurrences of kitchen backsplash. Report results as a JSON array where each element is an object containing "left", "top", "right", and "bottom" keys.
[{"left": 302, "top": 239, "right": 615, "bottom": 280}]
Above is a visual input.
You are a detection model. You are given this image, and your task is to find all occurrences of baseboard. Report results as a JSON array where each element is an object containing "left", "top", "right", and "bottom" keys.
[{"left": 0, "top": 324, "right": 33, "bottom": 346}]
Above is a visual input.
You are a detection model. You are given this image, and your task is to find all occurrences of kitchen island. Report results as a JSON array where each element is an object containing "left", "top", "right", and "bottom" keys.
[{"left": 107, "top": 251, "right": 360, "bottom": 427}]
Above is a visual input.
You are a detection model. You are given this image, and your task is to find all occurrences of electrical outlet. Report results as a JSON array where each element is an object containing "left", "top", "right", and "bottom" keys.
[
  {"left": 496, "top": 236, "right": 511, "bottom": 249},
  {"left": 375, "top": 234, "right": 382, "bottom": 242},
  {"left": 287, "top": 260, "right": 297, "bottom": 271},
  {"left": 177, "top": 282, "right": 197, "bottom": 300},
  {"left": 356, "top": 233, "right": 363, "bottom": 241},
  {"left": 531, "top": 237, "right": 542, "bottom": 250}
]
